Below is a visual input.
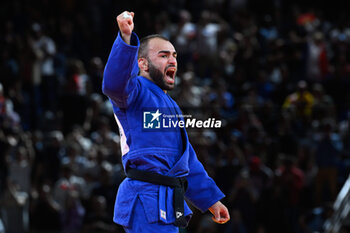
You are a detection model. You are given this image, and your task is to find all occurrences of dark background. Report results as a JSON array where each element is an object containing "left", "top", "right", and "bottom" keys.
[{"left": 1, "top": 0, "right": 350, "bottom": 232}]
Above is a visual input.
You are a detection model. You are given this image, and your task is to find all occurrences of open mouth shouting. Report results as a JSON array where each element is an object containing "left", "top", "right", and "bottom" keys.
[{"left": 165, "top": 66, "right": 177, "bottom": 84}]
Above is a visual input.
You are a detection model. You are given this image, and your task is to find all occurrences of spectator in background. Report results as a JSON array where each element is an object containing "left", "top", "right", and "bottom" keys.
[
  {"left": 223, "top": 209, "right": 247, "bottom": 233},
  {"left": 0, "top": 83, "right": 6, "bottom": 118},
  {"left": 274, "top": 113, "right": 299, "bottom": 159},
  {"left": 90, "top": 163, "right": 117, "bottom": 218},
  {"left": 241, "top": 83, "right": 265, "bottom": 111},
  {"left": 228, "top": 171, "right": 258, "bottom": 233},
  {"left": 173, "top": 9, "right": 197, "bottom": 67},
  {"left": 196, "top": 10, "right": 229, "bottom": 77},
  {"left": 7, "top": 144, "right": 33, "bottom": 194},
  {"left": 61, "top": 190, "right": 85, "bottom": 233},
  {"left": 30, "top": 183, "right": 61, "bottom": 232},
  {"left": 275, "top": 156, "right": 305, "bottom": 233},
  {"left": 0, "top": 179, "right": 29, "bottom": 233},
  {"left": 337, "top": 113, "right": 350, "bottom": 184},
  {"left": 29, "top": 23, "right": 57, "bottom": 113},
  {"left": 82, "top": 195, "right": 118, "bottom": 233},
  {"left": 32, "top": 130, "right": 64, "bottom": 186},
  {"left": 299, "top": 202, "right": 334, "bottom": 233},
  {"left": 283, "top": 80, "right": 314, "bottom": 121},
  {"left": 235, "top": 104, "right": 263, "bottom": 137},
  {"left": 242, "top": 156, "right": 273, "bottom": 198},
  {"left": 208, "top": 77, "right": 235, "bottom": 117},
  {"left": 314, "top": 119, "right": 342, "bottom": 205},
  {"left": 60, "top": 59, "right": 90, "bottom": 134},
  {"left": 311, "top": 83, "right": 335, "bottom": 122},
  {"left": 53, "top": 165, "right": 87, "bottom": 213},
  {"left": 0, "top": 128, "right": 9, "bottom": 197},
  {"left": 0, "top": 82, "right": 20, "bottom": 128},
  {"left": 219, "top": 38, "right": 237, "bottom": 79},
  {"left": 87, "top": 57, "right": 104, "bottom": 94},
  {"left": 296, "top": 143, "right": 318, "bottom": 208},
  {"left": 306, "top": 31, "right": 329, "bottom": 82},
  {"left": 215, "top": 133, "right": 245, "bottom": 195},
  {"left": 1, "top": 1, "right": 350, "bottom": 232},
  {"left": 61, "top": 141, "right": 88, "bottom": 178},
  {"left": 257, "top": 177, "right": 289, "bottom": 233},
  {"left": 176, "top": 71, "right": 203, "bottom": 108},
  {"left": 0, "top": 218, "right": 4, "bottom": 233},
  {"left": 83, "top": 94, "right": 106, "bottom": 132},
  {"left": 339, "top": 113, "right": 350, "bottom": 160},
  {"left": 197, "top": 214, "right": 218, "bottom": 233}
]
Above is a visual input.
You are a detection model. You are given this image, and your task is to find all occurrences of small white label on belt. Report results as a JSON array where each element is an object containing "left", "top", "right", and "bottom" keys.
[{"left": 160, "top": 209, "right": 167, "bottom": 220}]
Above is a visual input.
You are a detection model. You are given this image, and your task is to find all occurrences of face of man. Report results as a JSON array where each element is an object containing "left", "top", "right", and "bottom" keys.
[{"left": 144, "top": 38, "right": 178, "bottom": 91}]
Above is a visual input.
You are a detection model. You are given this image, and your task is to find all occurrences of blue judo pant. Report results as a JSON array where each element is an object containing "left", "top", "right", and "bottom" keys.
[{"left": 123, "top": 198, "right": 179, "bottom": 233}]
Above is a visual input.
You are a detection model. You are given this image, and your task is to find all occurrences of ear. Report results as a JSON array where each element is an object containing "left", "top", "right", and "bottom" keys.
[{"left": 138, "top": 58, "right": 148, "bottom": 72}]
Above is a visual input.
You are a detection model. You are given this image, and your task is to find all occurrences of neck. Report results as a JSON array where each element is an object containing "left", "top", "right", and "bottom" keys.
[{"left": 141, "top": 72, "right": 167, "bottom": 93}]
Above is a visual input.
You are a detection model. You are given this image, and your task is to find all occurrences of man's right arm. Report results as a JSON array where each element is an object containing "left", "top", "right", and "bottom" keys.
[{"left": 102, "top": 11, "right": 139, "bottom": 108}]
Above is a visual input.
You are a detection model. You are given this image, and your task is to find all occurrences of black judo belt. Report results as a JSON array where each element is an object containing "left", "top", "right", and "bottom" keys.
[{"left": 127, "top": 168, "right": 188, "bottom": 228}]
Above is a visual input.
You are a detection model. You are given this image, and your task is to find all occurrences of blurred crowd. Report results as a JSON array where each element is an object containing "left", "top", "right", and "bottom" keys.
[{"left": 1, "top": 0, "right": 350, "bottom": 232}]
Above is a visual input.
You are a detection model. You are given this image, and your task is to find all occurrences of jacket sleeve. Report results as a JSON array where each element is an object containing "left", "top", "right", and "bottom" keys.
[
  {"left": 184, "top": 143, "right": 225, "bottom": 212},
  {"left": 102, "top": 32, "right": 140, "bottom": 108}
]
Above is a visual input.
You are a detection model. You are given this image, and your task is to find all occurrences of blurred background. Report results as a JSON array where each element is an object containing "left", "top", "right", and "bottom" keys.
[{"left": 1, "top": 0, "right": 350, "bottom": 232}]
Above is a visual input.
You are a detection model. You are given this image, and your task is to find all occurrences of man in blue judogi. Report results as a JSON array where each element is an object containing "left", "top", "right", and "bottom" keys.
[{"left": 102, "top": 11, "right": 230, "bottom": 233}]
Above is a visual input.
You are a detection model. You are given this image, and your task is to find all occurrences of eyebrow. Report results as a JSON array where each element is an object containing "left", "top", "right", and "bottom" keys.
[{"left": 158, "top": 50, "right": 177, "bottom": 56}]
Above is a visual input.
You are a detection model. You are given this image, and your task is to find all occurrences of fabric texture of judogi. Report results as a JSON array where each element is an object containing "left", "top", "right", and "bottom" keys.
[{"left": 102, "top": 32, "right": 225, "bottom": 229}]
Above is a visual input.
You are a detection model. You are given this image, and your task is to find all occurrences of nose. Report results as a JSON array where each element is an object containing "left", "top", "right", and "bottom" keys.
[{"left": 168, "top": 55, "right": 177, "bottom": 65}]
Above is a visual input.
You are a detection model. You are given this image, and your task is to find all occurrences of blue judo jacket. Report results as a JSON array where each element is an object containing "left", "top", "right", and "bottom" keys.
[{"left": 102, "top": 32, "right": 225, "bottom": 227}]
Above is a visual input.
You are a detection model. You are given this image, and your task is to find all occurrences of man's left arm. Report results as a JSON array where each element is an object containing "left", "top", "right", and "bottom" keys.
[{"left": 185, "top": 143, "right": 230, "bottom": 224}]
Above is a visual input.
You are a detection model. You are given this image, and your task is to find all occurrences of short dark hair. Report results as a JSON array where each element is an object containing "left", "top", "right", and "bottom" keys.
[{"left": 138, "top": 34, "right": 170, "bottom": 59}]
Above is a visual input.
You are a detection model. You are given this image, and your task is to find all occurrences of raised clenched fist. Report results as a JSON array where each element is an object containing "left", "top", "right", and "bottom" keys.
[{"left": 116, "top": 11, "right": 135, "bottom": 44}]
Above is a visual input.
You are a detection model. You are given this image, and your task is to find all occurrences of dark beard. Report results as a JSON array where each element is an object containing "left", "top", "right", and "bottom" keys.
[{"left": 148, "top": 59, "right": 174, "bottom": 91}]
